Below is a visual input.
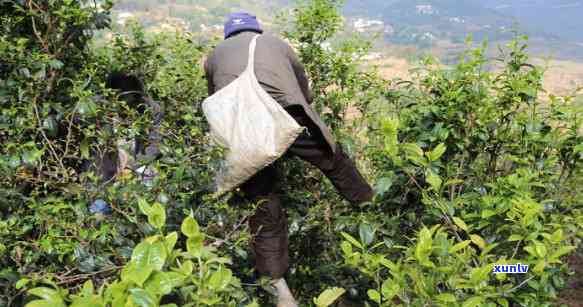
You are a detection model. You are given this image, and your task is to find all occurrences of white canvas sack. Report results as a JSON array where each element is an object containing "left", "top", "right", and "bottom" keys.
[{"left": 202, "top": 35, "right": 304, "bottom": 195}]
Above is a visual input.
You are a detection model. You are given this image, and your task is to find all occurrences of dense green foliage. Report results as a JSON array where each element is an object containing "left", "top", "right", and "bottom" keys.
[{"left": 1, "top": 0, "right": 582, "bottom": 306}]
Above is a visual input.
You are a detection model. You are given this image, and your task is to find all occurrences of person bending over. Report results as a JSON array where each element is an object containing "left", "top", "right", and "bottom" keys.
[{"left": 204, "top": 12, "right": 373, "bottom": 307}]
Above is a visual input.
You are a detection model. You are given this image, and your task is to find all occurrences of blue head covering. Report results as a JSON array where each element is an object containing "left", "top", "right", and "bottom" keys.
[{"left": 224, "top": 12, "right": 263, "bottom": 39}]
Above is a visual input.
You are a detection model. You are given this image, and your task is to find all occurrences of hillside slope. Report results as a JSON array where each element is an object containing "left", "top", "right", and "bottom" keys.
[
  {"left": 482, "top": 0, "right": 583, "bottom": 42},
  {"left": 114, "top": 0, "right": 583, "bottom": 61}
]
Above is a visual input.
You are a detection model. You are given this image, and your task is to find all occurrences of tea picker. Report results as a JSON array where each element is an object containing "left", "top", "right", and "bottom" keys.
[{"left": 203, "top": 13, "right": 374, "bottom": 306}]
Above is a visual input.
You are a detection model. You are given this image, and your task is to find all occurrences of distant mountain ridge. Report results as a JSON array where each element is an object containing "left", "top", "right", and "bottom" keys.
[
  {"left": 114, "top": 0, "right": 583, "bottom": 60},
  {"left": 341, "top": 0, "right": 583, "bottom": 60},
  {"left": 481, "top": 0, "right": 583, "bottom": 42},
  {"left": 115, "top": 0, "right": 582, "bottom": 42},
  {"left": 344, "top": 0, "right": 583, "bottom": 42}
]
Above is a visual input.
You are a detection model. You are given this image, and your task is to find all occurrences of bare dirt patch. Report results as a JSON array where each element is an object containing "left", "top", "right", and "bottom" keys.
[
  {"left": 557, "top": 253, "right": 583, "bottom": 307},
  {"left": 369, "top": 56, "right": 414, "bottom": 81},
  {"left": 366, "top": 55, "right": 583, "bottom": 95},
  {"left": 535, "top": 58, "right": 583, "bottom": 95}
]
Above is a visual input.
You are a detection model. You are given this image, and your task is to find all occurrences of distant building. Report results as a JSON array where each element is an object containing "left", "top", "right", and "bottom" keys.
[
  {"left": 384, "top": 24, "right": 395, "bottom": 35},
  {"left": 422, "top": 32, "right": 435, "bottom": 40},
  {"left": 363, "top": 52, "right": 382, "bottom": 61},
  {"left": 416, "top": 5, "right": 437, "bottom": 15},
  {"left": 117, "top": 11, "right": 135, "bottom": 26},
  {"left": 449, "top": 17, "right": 465, "bottom": 24},
  {"left": 353, "top": 18, "right": 385, "bottom": 33},
  {"left": 410, "top": 32, "right": 435, "bottom": 41}
]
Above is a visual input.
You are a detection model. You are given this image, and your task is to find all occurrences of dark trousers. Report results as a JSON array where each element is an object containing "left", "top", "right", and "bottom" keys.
[{"left": 240, "top": 107, "right": 373, "bottom": 279}]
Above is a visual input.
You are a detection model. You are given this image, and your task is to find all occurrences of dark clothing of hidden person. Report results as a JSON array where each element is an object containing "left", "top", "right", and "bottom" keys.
[
  {"left": 87, "top": 72, "right": 163, "bottom": 183},
  {"left": 204, "top": 12, "right": 373, "bottom": 306}
]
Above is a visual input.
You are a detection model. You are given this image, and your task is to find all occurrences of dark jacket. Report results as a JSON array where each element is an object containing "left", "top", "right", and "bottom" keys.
[
  {"left": 204, "top": 31, "right": 336, "bottom": 152},
  {"left": 89, "top": 95, "right": 163, "bottom": 182}
]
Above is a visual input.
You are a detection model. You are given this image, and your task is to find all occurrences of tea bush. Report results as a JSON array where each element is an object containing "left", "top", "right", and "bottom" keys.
[
  {"left": 1, "top": 0, "right": 582, "bottom": 306},
  {"left": 1, "top": 1, "right": 245, "bottom": 305}
]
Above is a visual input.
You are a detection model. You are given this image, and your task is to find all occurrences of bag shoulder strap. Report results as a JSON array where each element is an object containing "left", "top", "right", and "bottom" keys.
[{"left": 246, "top": 34, "right": 260, "bottom": 73}]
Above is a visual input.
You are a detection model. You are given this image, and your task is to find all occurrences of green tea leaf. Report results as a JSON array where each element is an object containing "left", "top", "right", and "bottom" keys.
[
  {"left": 381, "top": 279, "right": 400, "bottom": 300},
  {"left": 125, "top": 262, "right": 153, "bottom": 287},
  {"left": 129, "top": 288, "right": 156, "bottom": 307},
  {"left": 28, "top": 287, "right": 64, "bottom": 304},
  {"left": 22, "top": 148, "right": 43, "bottom": 165},
  {"left": 550, "top": 246, "right": 576, "bottom": 260},
  {"left": 179, "top": 260, "right": 194, "bottom": 276},
  {"left": 341, "top": 232, "right": 363, "bottom": 249},
  {"left": 359, "top": 223, "right": 375, "bottom": 246},
  {"left": 375, "top": 177, "right": 393, "bottom": 196},
  {"left": 401, "top": 143, "right": 426, "bottom": 166},
  {"left": 533, "top": 260, "right": 546, "bottom": 274},
  {"left": 186, "top": 235, "right": 204, "bottom": 255},
  {"left": 449, "top": 240, "right": 471, "bottom": 254},
  {"left": 470, "top": 234, "right": 486, "bottom": 250},
  {"left": 427, "top": 143, "right": 446, "bottom": 161},
  {"left": 15, "top": 278, "right": 29, "bottom": 290},
  {"left": 70, "top": 296, "right": 104, "bottom": 307},
  {"left": 208, "top": 266, "right": 233, "bottom": 290},
  {"left": 462, "top": 296, "right": 484, "bottom": 307},
  {"left": 550, "top": 229, "right": 563, "bottom": 244},
  {"left": 415, "top": 227, "right": 434, "bottom": 267},
  {"left": 148, "top": 203, "right": 166, "bottom": 229},
  {"left": 138, "top": 199, "right": 152, "bottom": 216},
  {"left": 469, "top": 265, "right": 492, "bottom": 285},
  {"left": 425, "top": 169, "right": 442, "bottom": 191},
  {"left": 340, "top": 241, "right": 352, "bottom": 256},
  {"left": 80, "top": 138, "right": 90, "bottom": 159},
  {"left": 128, "top": 241, "right": 167, "bottom": 286},
  {"left": 78, "top": 100, "right": 97, "bottom": 117},
  {"left": 80, "top": 280, "right": 94, "bottom": 296},
  {"left": 496, "top": 298, "right": 509, "bottom": 307},
  {"left": 145, "top": 272, "right": 185, "bottom": 296},
  {"left": 181, "top": 216, "right": 200, "bottom": 238},
  {"left": 452, "top": 217, "right": 468, "bottom": 232},
  {"left": 508, "top": 234, "right": 523, "bottom": 242},
  {"left": 534, "top": 241, "right": 547, "bottom": 258},
  {"left": 131, "top": 242, "right": 157, "bottom": 270},
  {"left": 25, "top": 301, "right": 60, "bottom": 307},
  {"left": 314, "top": 287, "right": 346, "bottom": 307},
  {"left": 165, "top": 232, "right": 178, "bottom": 252},
  {"left": 435, "top": 293, "right": 456, "bottom": 302},
  {"left": 367, "top": 289, "right": 381, "bottom": 304}
]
